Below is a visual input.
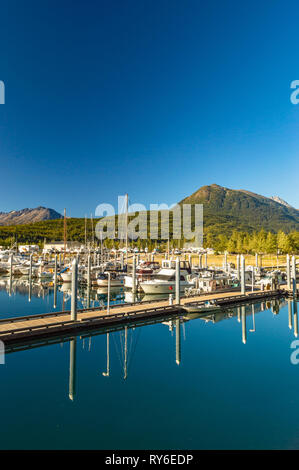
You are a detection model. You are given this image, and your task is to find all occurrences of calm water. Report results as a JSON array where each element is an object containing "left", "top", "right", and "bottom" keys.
[{"left": 0, "top": 278, "right": 299, "bottom": 449}]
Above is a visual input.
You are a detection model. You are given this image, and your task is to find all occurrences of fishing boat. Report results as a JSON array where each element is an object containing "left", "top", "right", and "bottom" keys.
[
  {"left": 136, "top": 261, "right": 160, "bottom": 274},
  {"left": 186, "top": 274, "right": 240, "bottom": 295},
  {"left": 139, "top": 260, "right": 193, "bottom": 295}
]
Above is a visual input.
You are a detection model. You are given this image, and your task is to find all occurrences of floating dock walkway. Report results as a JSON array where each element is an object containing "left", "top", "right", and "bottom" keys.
[{"left": 0, "top": 287, "right": 294, "bottom": 346}]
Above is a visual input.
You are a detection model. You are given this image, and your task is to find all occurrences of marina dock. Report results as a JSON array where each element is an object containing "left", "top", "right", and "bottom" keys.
[{"left": 0, "top": 287, "right": 292, "bottom": 345}]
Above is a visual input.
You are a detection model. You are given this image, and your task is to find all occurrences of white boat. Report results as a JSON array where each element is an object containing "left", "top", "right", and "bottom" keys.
[
  {"left": 60, "top": 271, "right": 71, "bottom": 282},
  {"left": 96, "top": 273, "right": 123, "bottom": 287},
  {"left": 187, "top": 274, "right": 240, "bottom": 294},
  {"left": 18, "top": 266, "right": 31, "bottom": 275},
  {"left": 124, "top": 273, "right": 152, "bottom": 290},
  {"left": 124, "top": 261, "right": 161, "bottom": 290},
  {"left": 139, "top": 260, "right": 193, "bottom": 295},
  {"left": 60, "top": 267, "right": 85, "bottom": 283}
]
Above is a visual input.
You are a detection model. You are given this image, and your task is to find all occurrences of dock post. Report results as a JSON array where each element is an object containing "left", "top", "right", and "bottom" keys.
[
  {"left": 87, "top": 254, "right": 91, "bottom": 288},
  {"left": 107, "top": 272, "right": 111, "bottom": 314},
  {"left": 53, "top": 254, "right": 57, "bottom": 308},
  {"left": 241, "top": 305, "right": 247, "bottom": 344},
  {"left": 241, "top": 255, "right": 246, "bottom": 295},
  {"left": 175, "top": 257, "right": 180, "bottom": 304},
  {"left": 29, "top": 253, "right": 33, "bottom": 283},
  {"left": 132, "top": 254, "right": 136, "bottom": 295},
  {"left": 188, "top": 254, "right": 192, "bottom": 268},
  {"left": 175, "top": 318, "right": 181, "bottom": 365},
  {"left": 121, "top": 252, "right": 124, "bottom": 270},
  {"left": 8, "top": 255, "right": 13, "bottom": 296},
  {"left": 255, "top": 253, "right": 258, "bottom": 268},
  {"left": 54, "top": 254, "right": 57, "bottom": 284},
  {"left": 292, "top": 255, "right": 297, "bottom": 297},
  {"left": 251, "top": 268, "right": 255, "bottom": 292},
  {"left": 199, "top": 254, "right": 202, "bottom": 269},
  {"left": 86, "top": 283, "right": 90, "bottom": 309},
  {"left": 9, "top": 254, "right": 13, "bottom": 278},
  {"left": 287, "top": 254, "right": 291, "bottom": 290},
  {"left": 28, "top": 254, "right": 32, "bottom": 302},
  {"left": 236, "top": 254, "right": 240, "bottom": 280},
  {"left": 224, "top": 253, "right": 227, "bottom": 272},
  {"left": 205, "top": 253, "right": 208, "bottom": 268},
  {"left": 71, "top": 258, "right": 78, "bottom": 321},
  {"left": 69, "top": 337, "right": 77, "bottom": 401}
]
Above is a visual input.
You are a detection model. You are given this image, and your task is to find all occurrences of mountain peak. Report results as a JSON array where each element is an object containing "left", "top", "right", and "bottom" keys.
[
  {"left": 0, "top": 207, "right": 63, "bottom": 226},
  {"left": 179, "top": 184, "right": 299, "bottom": 233},
  {"left": 269, "top": 196, "right": 294, "bottom": 209}
]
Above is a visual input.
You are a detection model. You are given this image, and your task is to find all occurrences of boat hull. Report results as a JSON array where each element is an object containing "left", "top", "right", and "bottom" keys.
[
  {"left": 97, "top": 279, "right": 123, "bottom": 287},
  {"left": 60, "top": 272, "right": 72, "bottom": 282},
  {"left": 140, "top": 281, "right": 191, "bottom": 294}
]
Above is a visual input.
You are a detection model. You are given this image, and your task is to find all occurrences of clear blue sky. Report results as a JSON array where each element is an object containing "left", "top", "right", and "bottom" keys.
[{"left": 0, "top": 0, "right": 299, "bottom": 217}]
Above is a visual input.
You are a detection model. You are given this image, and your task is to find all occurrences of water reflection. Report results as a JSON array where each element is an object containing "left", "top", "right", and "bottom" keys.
[
  {"left": 293, "top": 299, "right": 298, "bottom": 338},
  {"left": 0, "top": 276, "right": 127, "bottom": 313},
  {"left": 102, "top": 333, "right": 110, "bottom": 377},
  {"left": 241, "top": 306, "right": 246, "bottom": 344},
  {"left": 69, "top": 338, "right": 77, "bottom": 402},
  {"left": 3, "top": 277, "right": 299, "bottom": 408},
  {"left": 3, "top": 294, "right": 296, "bottom": 403}
]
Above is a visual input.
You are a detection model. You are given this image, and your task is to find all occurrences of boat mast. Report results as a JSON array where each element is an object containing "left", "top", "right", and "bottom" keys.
[
  {"left": 125, "top": 193, "right": 128, "bottom": 266},
  {"left": 84, "top": 215, "right": 87, "bottom": 248},
  {"left": 91, "top": 213, "right": 94, "bottom": 249}
]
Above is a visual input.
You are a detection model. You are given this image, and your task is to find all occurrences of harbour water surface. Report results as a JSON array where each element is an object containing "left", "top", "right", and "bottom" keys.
[{"left": 0, "top": 278, "right": 299, "bottom": 449}]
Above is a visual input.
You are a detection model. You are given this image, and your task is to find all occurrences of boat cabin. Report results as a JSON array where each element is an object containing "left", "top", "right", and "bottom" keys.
[
  {"left": 195, "top": 276, "right": 240, "bottom": 292},
  {"left": 161, "top": 260, "right": 191, "bottom": 273}
]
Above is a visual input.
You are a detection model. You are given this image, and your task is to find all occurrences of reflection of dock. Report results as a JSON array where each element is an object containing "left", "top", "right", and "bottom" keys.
[
  {"left": 0, "top": 289, "right": 288, "bottom": 345},
  {"left": 2, "top": 296, "right": 297, "bottom": 402}
]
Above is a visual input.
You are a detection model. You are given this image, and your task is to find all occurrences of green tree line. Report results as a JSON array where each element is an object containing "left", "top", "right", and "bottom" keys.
[
  {"left": 204, "top": 229, "right": 299, "bottom": 254},
  {"left": 0, "top": 218, "right": 298, "bottom": 254}
]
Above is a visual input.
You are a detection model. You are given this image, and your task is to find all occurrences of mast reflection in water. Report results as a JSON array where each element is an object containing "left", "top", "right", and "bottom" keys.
[{"left": 0, "top": 277, "right": 299, "bottom": 450}]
